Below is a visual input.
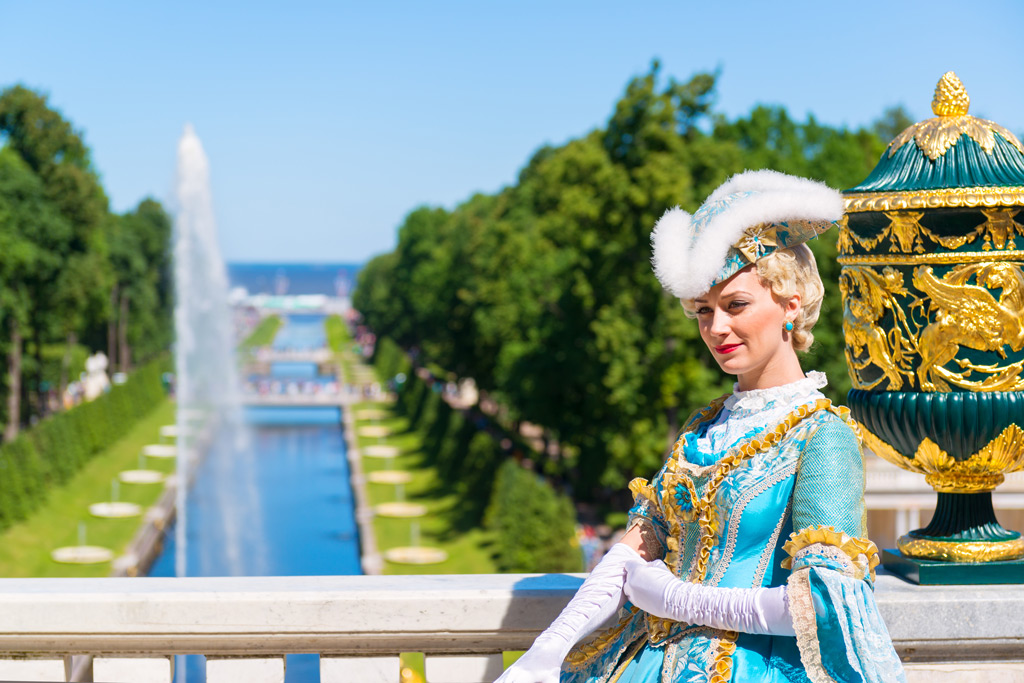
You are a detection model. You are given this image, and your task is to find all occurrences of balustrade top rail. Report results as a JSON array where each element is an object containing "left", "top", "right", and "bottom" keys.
[{"left": 0, "top": 573, "right": 1019, "bottom": 662}]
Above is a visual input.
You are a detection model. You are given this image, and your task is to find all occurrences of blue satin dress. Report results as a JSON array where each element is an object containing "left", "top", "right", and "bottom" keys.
[{"left": 561, "top": 374, "right": 905, "bottom": 683}]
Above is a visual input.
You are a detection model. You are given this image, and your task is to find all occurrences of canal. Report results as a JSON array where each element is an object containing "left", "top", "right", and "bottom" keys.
[{"left": 149, "top": 314, "right": 360, "bottom": 682}]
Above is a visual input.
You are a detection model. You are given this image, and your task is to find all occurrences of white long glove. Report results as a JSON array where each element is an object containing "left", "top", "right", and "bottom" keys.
[
  {"left": 623, "top": 558, "right": 795, "bottom": 637},
  {"left": 494, "top": 543, "right": 641, "bottom": 683}
]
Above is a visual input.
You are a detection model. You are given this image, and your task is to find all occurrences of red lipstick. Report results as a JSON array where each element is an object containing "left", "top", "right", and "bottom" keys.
[{"left": 714, "top": 344, "right": 741, "bottom": 354}]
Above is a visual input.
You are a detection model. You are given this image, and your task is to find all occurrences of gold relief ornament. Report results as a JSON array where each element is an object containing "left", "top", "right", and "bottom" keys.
[
  {"left": 840, "top": 266, "right": 915, "bottom": 391},
  {"left": 912, "top": 262, "right": 1024, "bottom": 391},
  {"left": 897, "top": 535, "right": 1024, "bottom": 563},
  {"left": 841, "top": 208, "right": 1024, "bottom": 255},
  {"left": 840, "top": 262, "right": 1024, "bottom": 392},
  {"left": 859, "top": 423, "right": 1024, "bottom": 494},
  {"left": 887, "top": 72, "right": 1024, "bottom": 161},
  {"left": 844, "top": 187, "right": 1024, "bottom": 213},
  {"left": 981, "top": 208, "right": 1024, "bottom": 250}
]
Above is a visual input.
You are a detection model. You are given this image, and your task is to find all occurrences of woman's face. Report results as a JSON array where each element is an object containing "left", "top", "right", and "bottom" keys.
[{"left": 692, "top": 266, "right": 800, "bottom": 386}]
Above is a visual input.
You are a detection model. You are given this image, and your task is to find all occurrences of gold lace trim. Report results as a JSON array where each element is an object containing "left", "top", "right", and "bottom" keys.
[
  {"left": 781, "top": 525, "right": 880, "bottom": 582},
  {"left": 646, "top": 399, "right": 853, "bottom": 644},
  {"left": 625, "top": 517, "right": 665, "bottom": 561},
  {"left": 666, "top": 400, "right": 851, "bottom": 581},
  {"left": 563, "top": 607, "right": 639, "bottom": 668},
  {"left": 788, "top": 571, "right": 839, "bottom": 683},
  {"left": 708, "top": 631, "right": 738, "bottom": 683}
]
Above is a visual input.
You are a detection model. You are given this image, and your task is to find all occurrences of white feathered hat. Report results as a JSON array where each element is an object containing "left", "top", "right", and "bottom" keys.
[{"left": 651, "top": 170, "right": 844, "bottom": 299}]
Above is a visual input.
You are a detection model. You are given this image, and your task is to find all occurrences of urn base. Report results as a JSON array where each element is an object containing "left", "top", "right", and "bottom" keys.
[{"left": 882, "top": 549, "right": 1024, "bottom": 585}]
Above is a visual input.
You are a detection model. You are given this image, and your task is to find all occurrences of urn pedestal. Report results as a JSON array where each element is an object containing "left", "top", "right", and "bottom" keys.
[{"left": 840, "top": 73, "right": 1024, "bottom": 584}]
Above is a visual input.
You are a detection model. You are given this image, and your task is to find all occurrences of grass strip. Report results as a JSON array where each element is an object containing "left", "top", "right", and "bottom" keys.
[
  {"left": 238, "top": 315, "right": 282, "bottom": 351},
  {"left": 0, "top": 399, "right": 177, "bottom": 578},
  {"left": 326, "top": 314, "right": 357, "bottom": 381},
  {"left": 353, "top": 401, "right": 499, "bottom": 575}
]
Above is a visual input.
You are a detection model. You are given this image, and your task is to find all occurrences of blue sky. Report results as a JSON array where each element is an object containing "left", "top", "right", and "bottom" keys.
[{"left": 2, "top": 1, "right": 1022, "bottom": 263}]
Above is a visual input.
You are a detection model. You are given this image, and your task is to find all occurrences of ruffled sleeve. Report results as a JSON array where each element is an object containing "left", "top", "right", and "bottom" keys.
[
  {"left": 783, "top": 419, "right": 906, "bottom": 683},
  {"left": 626, "top": 471, "right": 669, "bottom": 560}
]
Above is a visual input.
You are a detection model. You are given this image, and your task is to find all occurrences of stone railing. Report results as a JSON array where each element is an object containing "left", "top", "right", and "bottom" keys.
[{"left": 0, "top": 573, "right": 1019, "bottom": 682}]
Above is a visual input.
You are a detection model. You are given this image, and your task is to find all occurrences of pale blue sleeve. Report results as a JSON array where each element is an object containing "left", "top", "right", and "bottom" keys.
[
  {"left": 792, "top": 419, "right": 866, "bottom": 538},
  {"left": 786, "top": 417, "right": 906, "bottom": 683}
]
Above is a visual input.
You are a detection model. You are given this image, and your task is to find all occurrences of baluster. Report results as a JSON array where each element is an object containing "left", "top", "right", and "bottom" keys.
[
  {"left": 206, "top": 656, "right": 285, "bottom": 683},
  {"left": 320, "top": 655, "right": 401, "bottom": 683},
  {"left": 0, "top": 658, "right": 67, "bottom": 682},
  {"left": 425, "top": 654, "right": 505, "bottom": 683},
  {"left": 93, "top": 656, "right": 173, "bottom": 682}
]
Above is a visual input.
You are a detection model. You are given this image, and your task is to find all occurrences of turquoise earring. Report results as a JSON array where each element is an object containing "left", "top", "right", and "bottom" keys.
[{"left": 784, "top": 321, "right": 794, "bottom": 332}]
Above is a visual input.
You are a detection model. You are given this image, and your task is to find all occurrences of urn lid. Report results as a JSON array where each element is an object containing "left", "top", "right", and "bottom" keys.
[{"left": 847, "top": 72, "right": 1024, "bottom": 197}]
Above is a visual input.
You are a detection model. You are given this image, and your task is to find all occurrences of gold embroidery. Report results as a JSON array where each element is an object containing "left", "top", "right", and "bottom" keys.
[
  {"left": 563, "top": 607, "right": 639, "bottom": 668},
  {"left": 648, "top": 400, "right": 858, "bottom": 644}
]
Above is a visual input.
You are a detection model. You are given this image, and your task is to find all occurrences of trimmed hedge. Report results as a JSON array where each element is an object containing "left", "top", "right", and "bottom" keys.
[
  {"left": 485, "top": 459, "right": 581, "bottom": 573},
  {"left": 0, "top": 358, "right": 168, "bottom": 530},
  {"left": 372, "top": 336, "right": 411, "bottom": 382}
]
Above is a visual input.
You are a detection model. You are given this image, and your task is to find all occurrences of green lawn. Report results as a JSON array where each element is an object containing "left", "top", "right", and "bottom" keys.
[
  {"left": 239, "top": 315, "right": 282, "bottom": 351},
  {"left": 0, "top": 399, "right": 177, "bottom": 578},
  {"left": 354, "top": 400, "right": 499, "bottom": 575},
  {"left": 326, "top": 314, "right": 357, "bottom": 381}
]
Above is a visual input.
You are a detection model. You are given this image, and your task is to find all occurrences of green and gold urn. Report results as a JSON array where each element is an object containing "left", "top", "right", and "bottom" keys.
[{"left": 840, "top": 72, "right": 1024, "bottom": 576}]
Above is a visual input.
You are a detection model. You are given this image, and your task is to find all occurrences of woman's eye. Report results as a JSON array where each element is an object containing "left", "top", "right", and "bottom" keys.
[
  {"left": 696, "top": 307, "right": 711, "bottom": 315},
  {"left": 729, "top": 301, "right": 747, "bottom": 309}
]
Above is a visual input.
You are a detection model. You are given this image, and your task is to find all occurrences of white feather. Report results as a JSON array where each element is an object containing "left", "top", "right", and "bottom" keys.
[
  {"left": 650, "top": 170, "right": 843, "bottom": 299},
  {"left": 651, "top": 207, "right": 694, "bottom": 298}
]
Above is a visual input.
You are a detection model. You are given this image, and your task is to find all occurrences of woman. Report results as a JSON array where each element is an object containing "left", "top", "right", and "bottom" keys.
[{"left": 496, "top": 170, "right": 905, "bottom": 683}]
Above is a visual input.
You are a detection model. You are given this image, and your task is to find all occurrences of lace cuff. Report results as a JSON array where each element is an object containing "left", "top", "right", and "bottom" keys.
[
  {"left": 627, "top": 477, "right": 668, "bottom": 560},
  {"left": 781, "top": 525, "right": 879, "bottom": 583},
  {"left": 784, "top": 526, "right": 904, "bottom": 683}
]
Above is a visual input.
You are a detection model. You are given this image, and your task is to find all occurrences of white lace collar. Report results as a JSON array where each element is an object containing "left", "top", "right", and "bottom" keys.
[{"left": 723, "top": 370, "right": 828, "bottom": 413}]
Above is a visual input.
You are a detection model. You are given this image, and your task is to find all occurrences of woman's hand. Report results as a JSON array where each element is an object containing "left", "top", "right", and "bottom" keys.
[
  {"left": 623, "top": 558, "right": 692, "bottom": 620},
  {"left": 493, "top": 639, "right": 564, "bottom": 683},
  {"left": 623, "top": 557, "right": 795, "bottom": 636},
  {"left": 491, "top": 543, "right": 641, "bottom": 682}
]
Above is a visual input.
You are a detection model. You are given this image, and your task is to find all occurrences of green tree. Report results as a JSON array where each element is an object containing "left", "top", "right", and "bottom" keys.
[
  {"left": 354, "top": 63, "right": 890, "bottom": 501},
  {"left": 106, "top": 199, "right": 173, "bottom": 370},
  {"left": 0, "top": 148, "right": 69, "bottom": 438},
  {"left": 0, "top": 85, "right": 113, "bottom": 423}
]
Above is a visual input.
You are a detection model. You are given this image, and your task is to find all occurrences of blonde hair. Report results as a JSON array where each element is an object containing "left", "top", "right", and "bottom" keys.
[{"left": 680, "top": 244, "right": 824, "bottom": 352}]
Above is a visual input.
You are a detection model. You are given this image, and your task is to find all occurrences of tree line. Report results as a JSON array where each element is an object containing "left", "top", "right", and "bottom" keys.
[
  {"left": 0, "top": 85, "right": 173, "bottom": 441},
  {"left": 354, "top": 63, "right": 912, "bottom": 500}
]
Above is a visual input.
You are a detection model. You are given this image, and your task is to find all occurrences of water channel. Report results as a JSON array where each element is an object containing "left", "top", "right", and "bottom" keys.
[{"left": 149, "top": 313, "right": 360, "bottom": 683}]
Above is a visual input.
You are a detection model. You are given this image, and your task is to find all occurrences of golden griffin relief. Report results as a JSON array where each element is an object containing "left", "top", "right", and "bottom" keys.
[
  {"left": 841, "top": 260, "right": 1024, "bottom": 392},
  {"left": 840, "top": 266, "right": 914, "bottom": 390}
]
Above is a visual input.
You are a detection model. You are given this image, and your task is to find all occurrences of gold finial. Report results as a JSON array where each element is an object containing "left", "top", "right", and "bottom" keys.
[{"left": 931, "top": 71, "right": 970, "bottom": 117}]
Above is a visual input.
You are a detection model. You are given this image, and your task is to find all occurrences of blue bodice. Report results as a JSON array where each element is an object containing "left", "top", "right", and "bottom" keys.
[{"left": 562, "top": 378, "right": 904, "bottom": 683}]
